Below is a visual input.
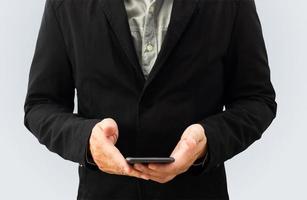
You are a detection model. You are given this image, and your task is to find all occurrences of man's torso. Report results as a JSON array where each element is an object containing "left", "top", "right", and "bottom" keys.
[{"left": 45, "top": 0, "right": 238, "bottom": 199}]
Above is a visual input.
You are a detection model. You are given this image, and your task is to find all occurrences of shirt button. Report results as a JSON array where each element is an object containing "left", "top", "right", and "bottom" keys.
[
  {"left": 145, "top": 44, "right": 154, "bottom": 52},
  {"left": 149, "top": 5, "right": 155, "bottom": 13}
]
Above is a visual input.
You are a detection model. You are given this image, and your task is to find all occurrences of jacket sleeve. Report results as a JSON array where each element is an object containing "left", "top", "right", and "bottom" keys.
[
  {"left": 197, "top": 0, "right": 277, "bottom": 174},
  {"left": 23, "top": 0, "right": 101, "bottom": 165}
]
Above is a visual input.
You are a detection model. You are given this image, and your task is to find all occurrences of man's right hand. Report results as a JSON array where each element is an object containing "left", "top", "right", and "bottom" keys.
[{"left": 89, "top": 118, "right": 149, "bottom": 180}]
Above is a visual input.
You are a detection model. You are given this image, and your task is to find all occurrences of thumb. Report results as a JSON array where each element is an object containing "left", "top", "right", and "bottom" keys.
[
  {"left": 100, "top": 118, "right": 119, "bottom": 143},
  {"left": 181, "top": 124, "right": 204, "bottom": 144}
]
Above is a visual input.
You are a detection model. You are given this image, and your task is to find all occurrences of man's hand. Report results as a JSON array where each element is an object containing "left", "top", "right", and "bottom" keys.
[
  {"left": 89, "top": 118, "right": 149, "bottom": 180},
  {"left": 132, "top": 124, "right": 208, "bottom": 183}
]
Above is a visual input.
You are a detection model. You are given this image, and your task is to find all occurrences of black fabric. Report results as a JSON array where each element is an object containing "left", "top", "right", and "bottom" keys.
[{"left": 24, "top": 0, "right": 277, "bottom": 199}]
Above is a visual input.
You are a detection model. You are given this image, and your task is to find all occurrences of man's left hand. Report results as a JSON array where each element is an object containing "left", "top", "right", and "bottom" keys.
[{"left": 133, "top": 123, "right": 208, "bottom": 183}]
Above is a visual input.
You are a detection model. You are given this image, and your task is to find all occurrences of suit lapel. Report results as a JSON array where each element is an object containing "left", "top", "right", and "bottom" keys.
[
  {"left": 144, "top": 0, "right": 199, "bottom": 90},
  {"left": 98, "top": 0, "right": 146, "bottom": 84},
  {"left": 99, "top": 0, "right": 199, "bottom": 90}
]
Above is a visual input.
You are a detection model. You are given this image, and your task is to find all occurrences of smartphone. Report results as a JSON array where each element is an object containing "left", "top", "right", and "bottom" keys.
[{"left": 126, "top": 157, "right": 175, "bottom": 164}]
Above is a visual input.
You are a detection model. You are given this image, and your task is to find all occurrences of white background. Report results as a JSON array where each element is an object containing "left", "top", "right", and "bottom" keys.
[{"left": 0, "top": 0, "right": 306, "bottom": 199}]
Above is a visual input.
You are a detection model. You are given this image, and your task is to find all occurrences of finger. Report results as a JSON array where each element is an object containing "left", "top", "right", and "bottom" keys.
[
  {"left": 181, "top": 124, "right": 203, "bottom": 143},
  {"left": 146, "top": 141, "right": 184, "bottom": 172},
  {"left": 124, "top": 165, "right": 150, "bottom": 180},
  {"left": 99, "top": 118, "right": 119, "bottom": 142},
  {"left": 148, "top": 137, "right": 196, "bottom": 173},
  {"left": 172, "top": 137, "right": 197, "bottom": 164},
  {"left": 133, "top": 164, "right": 167, "bottom": 177},
  {"left": 145, "top": 174, "right": 176, "bottom": 184},
  {"left": 106, "top": 135, "right": 117, "bottom": 145},
  {"left": 147, "top": 162, "right": 177, "bottom": 174},
  {"left": 105, "top": 147, "right": 149, "bottom": 180},
  {"left": 103, "top": 125, "right": 117, "bottom": 137}
]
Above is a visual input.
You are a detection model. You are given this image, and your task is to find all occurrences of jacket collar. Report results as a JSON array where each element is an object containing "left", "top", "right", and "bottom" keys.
[{"left": 98, "top": 0, "right": 199, "bottom": 89}]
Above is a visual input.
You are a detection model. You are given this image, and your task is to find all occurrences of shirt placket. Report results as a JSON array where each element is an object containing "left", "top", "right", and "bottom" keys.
[{"left": 141, "top": 0, "right": 159, "bottom": 79}]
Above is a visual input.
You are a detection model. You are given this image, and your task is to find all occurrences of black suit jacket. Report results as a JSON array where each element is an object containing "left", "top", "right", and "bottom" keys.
[{"left": 24, "top": 0, "right": 277, "bottom": 199}]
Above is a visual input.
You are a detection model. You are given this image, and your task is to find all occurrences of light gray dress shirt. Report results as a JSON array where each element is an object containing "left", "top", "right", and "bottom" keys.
[{"left": 123, "top": 0, "right": 174, "bottom": 79}]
